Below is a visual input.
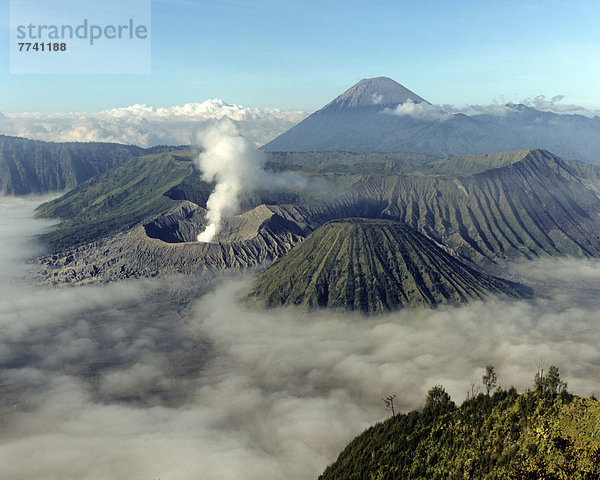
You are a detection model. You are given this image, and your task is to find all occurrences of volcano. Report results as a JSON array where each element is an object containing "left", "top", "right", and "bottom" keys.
[
  {"left": 319, "top": 76, "right": 429, "bottom": 113},
  {"left": 262, "top": 77, "right": 600, "bottom": 164},
  {"left": 248, "top": 218, "right": 524, "bottom": 313}
]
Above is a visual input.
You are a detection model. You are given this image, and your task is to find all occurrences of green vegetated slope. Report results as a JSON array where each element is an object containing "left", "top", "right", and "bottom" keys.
[
  {"left": 35, "top": 150, "right": 202, "bottom": 249},
  {"left": 0, "top": 134, "right": 175, "bottom": 194},
  {"left": 264, "top": 149, "right": 530, "bottom": 176},
  {"left": 267, "top": 149, "right": 531, "bottom": 176},
  {"left": 34, "top": 148, "right": 311, "bottom": 250},
  {"left": 35, "top": 147, "right": 600, "bottom": 265},
  {"left": 265, "top": 151, "right": 437, "bottom": 175},
  {"left": 248, "top": 219, "right": 523, "bottom": 312},
  {"left": 319, "top": 390, "right": 600, "bottom": 480},
  {"left": 418, "top": 149, "right": 532, "bottom": 176},
  {"left": 324, "top": 149, "right": 600, "bottom": 264}
]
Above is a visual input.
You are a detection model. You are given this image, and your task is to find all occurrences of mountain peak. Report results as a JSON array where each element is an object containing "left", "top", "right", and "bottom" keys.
[
  {"left": 321, "top": 77, "right": 429, "bottom": 113},
  {"left": 248, "top": 218, "right": 523, "bottom": 313}
]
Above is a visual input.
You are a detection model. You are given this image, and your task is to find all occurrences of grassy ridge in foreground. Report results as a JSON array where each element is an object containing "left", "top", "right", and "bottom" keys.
[{"left": 320, "top": 390, "right": 600, "bottom": 480}]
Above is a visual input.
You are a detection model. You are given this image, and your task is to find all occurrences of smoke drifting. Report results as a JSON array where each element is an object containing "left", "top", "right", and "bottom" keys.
[
  {"left": 195, "top": 120, "right": 266, "bottom": 242},
  {"left": 194, "top": 120, "right": 310, "bottom": 242},
  {"left": 2, "top": 197, "right": 600, "bottom": 480}
]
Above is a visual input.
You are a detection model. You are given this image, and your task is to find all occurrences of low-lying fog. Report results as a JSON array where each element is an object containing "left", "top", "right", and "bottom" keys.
[{"left": 1, "top": 196, "right": 600, "bottom": 480}]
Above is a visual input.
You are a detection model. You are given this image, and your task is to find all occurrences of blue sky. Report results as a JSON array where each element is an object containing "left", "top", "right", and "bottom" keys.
[{"left": 1, "top": 0, "right": 599, "bottom": 112}]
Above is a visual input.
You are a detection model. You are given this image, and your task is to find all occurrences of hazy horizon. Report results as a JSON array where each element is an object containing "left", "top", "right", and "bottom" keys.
[{"left": 2, "top": 86, "right": 599, "bottom": 148}]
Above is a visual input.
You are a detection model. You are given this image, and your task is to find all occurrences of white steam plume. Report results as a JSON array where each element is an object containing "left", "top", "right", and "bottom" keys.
[
  {"left": 195, "top": 120, "right": 265, "bottom": 242},
  {"left": 194, "top": 120, "right": 311, "bottom": 243}
]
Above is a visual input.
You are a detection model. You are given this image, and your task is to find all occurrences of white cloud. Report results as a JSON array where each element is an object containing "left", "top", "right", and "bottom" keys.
[
  {"left": 442, "top": 102, "right": 518, "bottom": 117},
  {"left": 525, "top": 94, "right": 593, "bottom": 115},
  {"left": 442, "top": 95, "right": 600, "bottom": 118},
  {"left": 0, "top": 99, "right": 307, "bottom": 147},
  {"left": 384, "top": 100, "right": 452, "bottom": 120},
  {"left": 371, "top": 93, "right": 383, "bottom": 104}
]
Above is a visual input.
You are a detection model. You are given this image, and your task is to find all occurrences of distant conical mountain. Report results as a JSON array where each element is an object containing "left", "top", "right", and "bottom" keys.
[
  {"left": 320, "top": 77, "right": 428, "bottom": 113},
  {"left": 248, "top": 219, "right": 524, "bottom": 313},
  {"left": 262, "top": 77, "right": 600, "bottom": 164},
  {"left": 263, "top": 76, "right": 434, "bottom": 153}
]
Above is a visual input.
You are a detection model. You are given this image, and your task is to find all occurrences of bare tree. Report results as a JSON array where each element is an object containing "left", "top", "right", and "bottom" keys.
[
  {"left": 466, "top": 380, "right": 480, "bottom": 400},
  {"left": 482, "top": 364, "right": 498, "bottom": 395},
  {"left": 534, "top": 359, "right": 548, "bottom": 393},
  {"left": 382, "top": 394, "right": 396, "bottom": 417}
]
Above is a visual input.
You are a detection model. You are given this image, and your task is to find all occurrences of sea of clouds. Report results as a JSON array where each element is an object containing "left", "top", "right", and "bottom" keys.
[
  {"left": 2, "top": 196, "right": 600, "bottom": 480},
  {"left": 0, "top": 99, "right": 307, "bottom": 147}
]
